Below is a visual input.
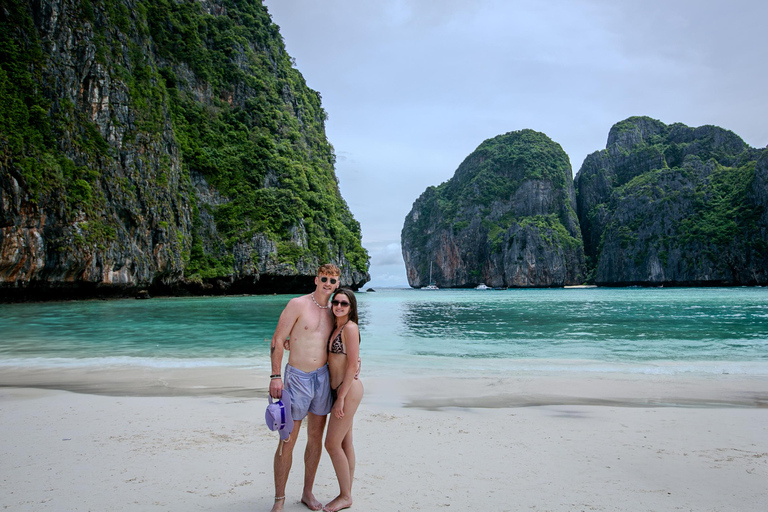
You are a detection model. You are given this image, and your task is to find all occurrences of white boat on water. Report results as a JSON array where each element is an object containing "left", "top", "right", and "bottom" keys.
[
  {"left": 475, "top": 283, "right": 490, "bottom": 290},
  {"left": 421, "top": 262, "right": 439, "bottom": 290}
]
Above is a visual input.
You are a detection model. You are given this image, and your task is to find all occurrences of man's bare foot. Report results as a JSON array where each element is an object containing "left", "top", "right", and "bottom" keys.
[
  {"left": 301, "top": 492, "right": 323, "bottom": 511},
  {"left": 323, "top": 495, "right": 353, "bottom": 512},
  {"left": 270, "top": 496, "right": 286, "bottom": 512}
]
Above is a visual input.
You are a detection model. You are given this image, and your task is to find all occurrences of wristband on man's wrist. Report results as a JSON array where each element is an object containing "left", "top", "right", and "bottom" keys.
[{"left": 270, "top": 374, "right": 281, "bottom": 380}]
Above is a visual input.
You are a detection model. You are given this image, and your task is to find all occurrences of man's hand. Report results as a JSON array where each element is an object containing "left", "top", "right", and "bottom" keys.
[
  {"left": 354, "top": 356, "right": 361, "bottom": 380},
  {"left": 269, "top": 377, "right": 283, "bottom": 399},
  {"left": 283, "top": 339, "right": 290, "bottom": 351}
]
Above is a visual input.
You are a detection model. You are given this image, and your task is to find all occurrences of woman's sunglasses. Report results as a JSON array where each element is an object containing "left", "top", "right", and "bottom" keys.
[
  {"left": 320, "top": 276, "right": 338, "bottom": 284},
  {"left": 331, "top": 300, "right": 350, "bottom": 307}
]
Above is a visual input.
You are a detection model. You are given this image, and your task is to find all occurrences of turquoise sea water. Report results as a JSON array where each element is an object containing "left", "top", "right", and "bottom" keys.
[{"left": 1, "top": 288, "right": 767, "bottom": 376}]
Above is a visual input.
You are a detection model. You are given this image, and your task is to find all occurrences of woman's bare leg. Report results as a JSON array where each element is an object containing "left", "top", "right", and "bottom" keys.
[
  {"left": 323, "top": 382, "right": 363, "bottom": 512},
  {"left": 341, "top": 421, "right": 355, "bottom": 490}
]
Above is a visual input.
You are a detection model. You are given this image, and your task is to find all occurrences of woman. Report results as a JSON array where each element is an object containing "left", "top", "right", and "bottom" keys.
[{"left": 323, "top": 288, "right": 364, "bottom": 512}]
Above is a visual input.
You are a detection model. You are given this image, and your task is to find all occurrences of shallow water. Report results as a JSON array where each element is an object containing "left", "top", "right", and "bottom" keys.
[{"left": 1, "top": 287, "right": 767, "bottom": 376}]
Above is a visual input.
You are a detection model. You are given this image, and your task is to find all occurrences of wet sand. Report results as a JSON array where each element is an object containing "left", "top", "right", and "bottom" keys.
[{"left": 2, "top": 369, "right": 768, "bottom": 511}]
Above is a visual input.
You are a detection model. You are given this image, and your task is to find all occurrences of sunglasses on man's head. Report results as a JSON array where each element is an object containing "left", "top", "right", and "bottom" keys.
[
  {"left": 320, "top": 276, "right": 338, "bottom": 284},
  {"left": 331, "top": 300, "right": 350, "bottom": 307}
]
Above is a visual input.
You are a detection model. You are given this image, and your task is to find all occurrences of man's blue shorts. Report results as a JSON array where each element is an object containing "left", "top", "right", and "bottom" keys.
[{"left": 284, "top": 363, "right": 332, "bottom": 420}]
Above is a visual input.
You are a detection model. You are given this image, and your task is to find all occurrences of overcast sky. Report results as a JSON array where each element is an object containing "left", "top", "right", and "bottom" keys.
[{"left": 262, "top": 0, "right": 768, "bottom": 288}]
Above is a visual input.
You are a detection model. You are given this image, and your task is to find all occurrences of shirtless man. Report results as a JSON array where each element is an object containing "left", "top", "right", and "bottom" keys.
[{"left": 269, "top": 264, "right": 340, "bottom": 512}]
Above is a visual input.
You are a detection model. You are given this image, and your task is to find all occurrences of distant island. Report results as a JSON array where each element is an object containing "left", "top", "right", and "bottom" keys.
[
  {"left": 576, "top": 116, "right": 767, "bottom": 286},
  {"left": 402, "top": 117, "right": 768, "bottom": 288},
  {"left": 401, "top": 129, "right": 585, "bottom": 288},
  {"left": 0, "top": 0, "right": 369, "bottom": 300}
]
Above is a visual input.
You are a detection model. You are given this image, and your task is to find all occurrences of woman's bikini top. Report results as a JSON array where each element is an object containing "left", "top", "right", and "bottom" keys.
[
  {"left": 328, "top": 321, "right": 361, "bottom": 356},
  {"left": 328, "top": 322, "right": 348, "bottom": 355}
]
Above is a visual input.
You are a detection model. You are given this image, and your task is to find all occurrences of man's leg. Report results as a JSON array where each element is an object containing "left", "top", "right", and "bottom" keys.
[
  {"left": 272, "top": 419, "right": 302, "bottom": 512},
  {"left": 300, "top": 412, "right": 327, "bottom": 511}
]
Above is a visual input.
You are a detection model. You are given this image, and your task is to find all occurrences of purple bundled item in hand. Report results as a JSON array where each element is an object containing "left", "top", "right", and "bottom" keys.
[{"left": 265, "top": 387, "right": 294, "bottom": 441}]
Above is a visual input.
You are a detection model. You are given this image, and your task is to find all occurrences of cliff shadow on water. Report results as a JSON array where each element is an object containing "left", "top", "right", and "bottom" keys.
[{"left": 0, "top": 0, "right": 369, "bottom": 301}]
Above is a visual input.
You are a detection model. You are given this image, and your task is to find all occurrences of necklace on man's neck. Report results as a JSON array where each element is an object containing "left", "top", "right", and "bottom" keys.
[{"left": 311, "top": 292, "right": 330, "bottom": 309}]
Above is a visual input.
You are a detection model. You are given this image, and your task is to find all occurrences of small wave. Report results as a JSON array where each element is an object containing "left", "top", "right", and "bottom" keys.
[{"left": 0, "top": 356, "right": 267, "bottom": 370}]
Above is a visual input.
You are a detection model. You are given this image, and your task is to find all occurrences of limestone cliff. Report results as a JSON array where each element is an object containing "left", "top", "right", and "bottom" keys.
[
  {"left": 401, "top": 130, "right": 585, "bottom": 288},
  {"left": 0, "top": 0, "right": 368, "bottom": 300},
  {"left": 574, "top": 116, "right": 768, "bottom": 286}
]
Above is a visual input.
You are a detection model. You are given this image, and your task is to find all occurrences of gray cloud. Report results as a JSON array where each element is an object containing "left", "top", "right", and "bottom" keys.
[
  {"left": 370, "top": 241, "right": 405, "bottom": 266},
  {"left": 265, "top": 0, "right": 768, "bottom": 286},
  {"left": 358, "top": 240, "right": 408, "bottom": 288}
]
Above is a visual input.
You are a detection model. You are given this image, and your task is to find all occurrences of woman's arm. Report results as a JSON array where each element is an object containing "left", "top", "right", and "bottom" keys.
[{"left": 332, "top": 322, "right": 360, "bottom": 418}]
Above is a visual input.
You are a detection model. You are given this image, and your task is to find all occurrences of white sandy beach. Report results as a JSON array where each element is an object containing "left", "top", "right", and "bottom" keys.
[{"left": 2, "top": 371, "right": 768, "bottom": 511}]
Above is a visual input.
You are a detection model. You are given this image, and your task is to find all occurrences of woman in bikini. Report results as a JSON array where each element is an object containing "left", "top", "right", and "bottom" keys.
[{"left": 323, "top": 288, "right": 364, "bottom": 512}]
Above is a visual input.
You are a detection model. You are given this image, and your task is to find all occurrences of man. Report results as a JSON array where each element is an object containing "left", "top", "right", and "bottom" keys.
[{"left": 269, "top": 264, "right": 340, "bottom": 512}]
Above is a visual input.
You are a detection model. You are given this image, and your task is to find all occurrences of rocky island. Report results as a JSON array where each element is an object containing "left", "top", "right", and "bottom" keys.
[
  {"left": 575, "top": 116, "right": 768, "bottom": 286},
  {"left": 0, "top": 0, "right": 369, "bottom": 300},
  {"left": 403, "top": 117, "right": 767, "bottom": 289},
  {"left": 401, "top": 130, "right": 585, "bottom": 288}
]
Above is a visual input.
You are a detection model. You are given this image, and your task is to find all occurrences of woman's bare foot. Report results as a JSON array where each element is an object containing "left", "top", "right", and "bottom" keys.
[
  {"left": 301, "top": 492, "right": 323, "bottom": 511},
  {"left": 323, "top": 495, "right": 353, "bottom": 512}
]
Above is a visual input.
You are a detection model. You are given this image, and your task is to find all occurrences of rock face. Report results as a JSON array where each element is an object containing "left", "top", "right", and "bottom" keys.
[
  {"left": 0, "top": 0, "right": 368, "bottom": 300},
  {"left": 401, "top": 130, "right": 585, "bottom": 288},
  {"left": 574, "top": 116, "right": 768, "bottom": 286}
]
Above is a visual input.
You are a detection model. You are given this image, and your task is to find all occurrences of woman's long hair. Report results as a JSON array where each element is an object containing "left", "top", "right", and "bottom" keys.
[{"left": 332, "top": 288, "right": 358, "bottom": 325}]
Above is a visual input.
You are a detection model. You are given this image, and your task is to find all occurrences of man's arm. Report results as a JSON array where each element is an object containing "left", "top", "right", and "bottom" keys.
[{"left": 269, "top": 298, "right": 301, "bottom": 398}]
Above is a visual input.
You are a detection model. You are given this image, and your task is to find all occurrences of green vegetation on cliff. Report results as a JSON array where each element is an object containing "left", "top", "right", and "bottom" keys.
[
  {"left": 615, "top": 159, "right": 760, "bottom": 248},
  {"left": 1, "top": 0, "right": 368, "bottom": 287},
  {"left": 575, "top": 116, "right": 767, "bottom": 285},
  {"left": 146, "top": 0, "right": 366, "bottom": 275},
  {"left": 402, "top": 129, "right": 585, "bottom": 288},
  {"left": 0, "top": 2, "right": 51, "bottom": 189},
  {"left": 0, "top": 1, "right": 120, "bottom": 248},
  {"left": 405, "top": 130, "right": 578, "bottom": 254},
  {"left": 446, "top": 130, "right": 569, "bottom": 215}
]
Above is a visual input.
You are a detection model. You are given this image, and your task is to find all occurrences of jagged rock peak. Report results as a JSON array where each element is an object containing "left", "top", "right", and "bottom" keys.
[{"left": 606, "top": 116, "right": 749, "bottom": 160}]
